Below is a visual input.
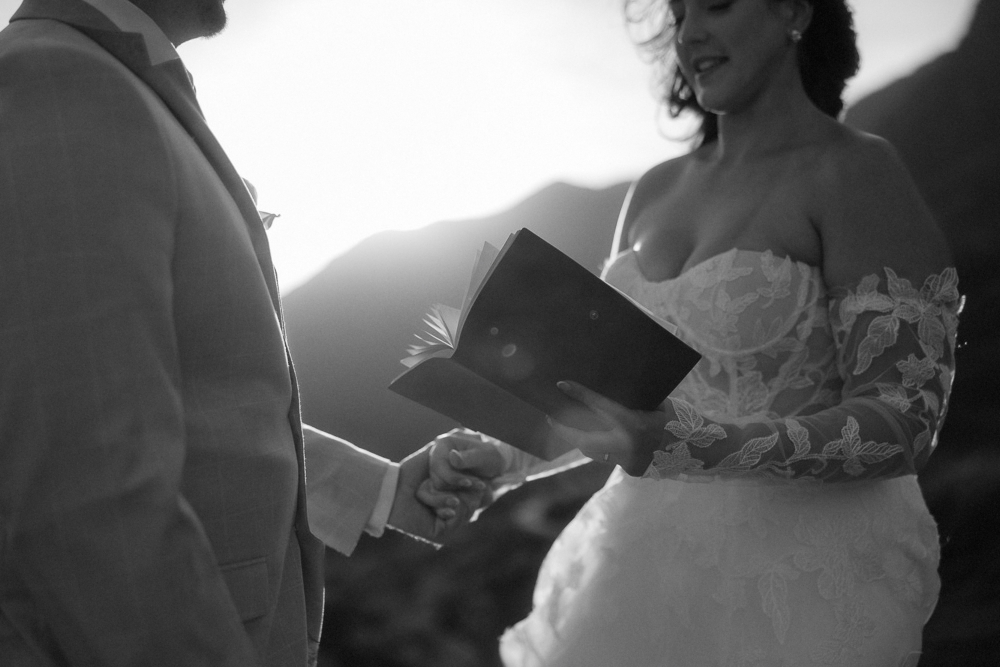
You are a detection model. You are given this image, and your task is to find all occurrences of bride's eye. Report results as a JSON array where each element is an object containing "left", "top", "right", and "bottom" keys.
[{"left": 707, "top": 1, "right": 734, "bottom": 13}]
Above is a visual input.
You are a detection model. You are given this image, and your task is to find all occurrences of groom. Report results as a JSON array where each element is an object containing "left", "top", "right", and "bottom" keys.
[{"left": 0, "top": 1, "right": 500, "bottom": 665}]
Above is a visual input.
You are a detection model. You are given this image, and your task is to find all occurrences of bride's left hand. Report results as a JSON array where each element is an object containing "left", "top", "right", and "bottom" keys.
[{"left": 549, "top": 380, "right": 667, "bottom": 476}]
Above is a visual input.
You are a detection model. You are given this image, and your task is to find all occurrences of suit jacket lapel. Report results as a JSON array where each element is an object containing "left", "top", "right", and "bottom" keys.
[{"left": 11, "top": 0, "right": 283, "bottom": 314}]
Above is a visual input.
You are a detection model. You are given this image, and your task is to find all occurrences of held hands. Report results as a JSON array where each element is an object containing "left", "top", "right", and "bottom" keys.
[
  {"left": 387, "top": 429, "right": 505, "bottom": 544},
  {"left": 420, "top": 429, "right": 506, "bottom": 530},
  {"left": 387, "top": 379, "right": 664, "bottom": 543},
  {"left": 549, "top": 380, "right": 667, "bottom": 476}
]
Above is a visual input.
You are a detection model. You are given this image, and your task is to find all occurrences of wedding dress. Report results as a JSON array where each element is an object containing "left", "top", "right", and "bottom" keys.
[{"left": 499, "top": 248, "right": 961, "bottom": 667}]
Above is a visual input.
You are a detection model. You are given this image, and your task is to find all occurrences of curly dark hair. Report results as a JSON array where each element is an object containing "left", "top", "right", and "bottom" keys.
[{"left": 625, "top": 0, "right": 860, "bottom": 145}]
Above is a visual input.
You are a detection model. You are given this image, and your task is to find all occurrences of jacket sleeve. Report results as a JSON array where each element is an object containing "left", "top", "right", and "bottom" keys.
[
  {"left": 0, "top": 36, "right": 259, "bottom": 666},
  {"left": 643, "top": 268, "right": 962, "bottom": 483}
]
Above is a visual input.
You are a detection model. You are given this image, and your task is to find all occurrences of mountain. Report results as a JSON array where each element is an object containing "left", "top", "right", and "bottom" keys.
[
  {"left": 283, "top": 181, "right": 630, "bottom": 462},
  {"left": 846, "top": 1, "right": 1000, "bottom": 662}
]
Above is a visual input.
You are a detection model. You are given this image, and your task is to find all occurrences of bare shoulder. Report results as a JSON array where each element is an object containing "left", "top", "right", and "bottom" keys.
[
  {"left": 812, "top": 125, "right": 953, "bottom": 291},
  {"left": 631, "top": 153, "right": 693, "bottom": 207},
  {"left": 820, "top": 128, "right": 913, "bottom": 186},
  {"left": 614, "top": 152, "right": 693, "bottom": 251}
]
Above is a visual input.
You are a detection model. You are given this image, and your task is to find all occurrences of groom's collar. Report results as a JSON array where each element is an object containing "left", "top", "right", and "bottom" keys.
[
  {"left": 11, "top": 0, "right": 181, "bottom": 69},
  {"left": 11, "top": 0, "right": 199, "bottom": 100},
  {"left": 77, "top": 0, "right": 179, "bottom": 66},
  {"left": 9, "top": 0, "right": 283, "bottom": 312}
]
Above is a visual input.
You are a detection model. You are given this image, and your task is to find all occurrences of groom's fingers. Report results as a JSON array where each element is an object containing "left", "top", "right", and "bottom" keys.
[
  {"left": 430, "top": 455, "right": 487, "bottom": 492},
  {"left": 417, "top": 479, "right": 490, "bottom": 525},
  {"left": 416, "top": 479, "right": 460, "bottom": 514}
]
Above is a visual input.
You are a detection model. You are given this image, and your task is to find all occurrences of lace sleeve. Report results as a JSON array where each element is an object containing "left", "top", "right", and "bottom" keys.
[{"left": 645, "top": 268, "right": 962, "bottom": 482}]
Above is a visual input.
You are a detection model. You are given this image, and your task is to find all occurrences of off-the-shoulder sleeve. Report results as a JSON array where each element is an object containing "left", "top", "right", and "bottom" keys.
[{"left": 644, "top": 268, "right": 962, "bottom": 482}]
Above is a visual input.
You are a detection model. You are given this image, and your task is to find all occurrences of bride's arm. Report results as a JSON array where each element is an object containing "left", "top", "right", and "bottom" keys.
[
  {"left": 556, "top": 265, "right": 961, "bottom": 483},
  {"left": 561, "top": 135, "right": 961, "bottom": 483},
  {"left": 642, "top": 267, "right": 961, "bottom": 482},
  {"left": 488, "top": 442, "right": 590, "bottom": 494}
]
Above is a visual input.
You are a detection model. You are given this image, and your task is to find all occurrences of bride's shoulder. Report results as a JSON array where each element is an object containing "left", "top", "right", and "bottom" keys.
[
  {"left": 812, "top": 126, "right": 952, "bottom": 287},
  {"left": 815, "top": 125, "right": 908, "bottom": 181},
  {"left": 634, "top": 153, "right": 694, "bottom": 193},
  {"left": 804, "top": 125, "right": 924, "bottom": 217},
  {"left": 619, "top": 154, "right": 694, "bottom": 229}
]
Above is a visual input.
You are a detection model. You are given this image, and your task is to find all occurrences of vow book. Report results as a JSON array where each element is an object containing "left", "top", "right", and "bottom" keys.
[{"left": 389, "top": 229, "right": 701, "bottom": 460}]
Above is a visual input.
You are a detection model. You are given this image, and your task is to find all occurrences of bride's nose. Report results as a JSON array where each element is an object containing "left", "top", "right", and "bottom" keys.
[{"left": 676, "top": 14, "right": 709, "bottom": 46}]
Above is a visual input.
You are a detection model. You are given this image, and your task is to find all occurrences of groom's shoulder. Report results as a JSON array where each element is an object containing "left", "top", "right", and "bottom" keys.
[
  {"left": 0, "top": 17, "right": 129, "bottom": 84},
  {"left": 0, "top": 18, "right": 158, "bottom": 141}
]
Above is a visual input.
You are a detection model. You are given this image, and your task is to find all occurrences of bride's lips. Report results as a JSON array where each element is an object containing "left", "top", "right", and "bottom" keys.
[{"left": 691, "top": 55, "right": 728, "bottom": 80}]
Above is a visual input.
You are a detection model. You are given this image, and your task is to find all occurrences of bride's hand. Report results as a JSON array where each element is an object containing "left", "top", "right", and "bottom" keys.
[
  {"left": 549, "top": 380, "right": 667, "bottom": 476},
  {"left": 416, "top": 428, "right": 506, "bottom": 528}
]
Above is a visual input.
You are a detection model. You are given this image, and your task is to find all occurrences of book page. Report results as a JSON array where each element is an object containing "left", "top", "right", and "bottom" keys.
[
  {"left": 400, "top": 303, "right": 462, "bottom": 368},
  {"left": 458, "top": 240, "right": 502, "bottom": 336},
  {"left": 400, "top": 237, "right": 505, "bottom": 369},
  {"left": 462, "top": 242, "right": 501, "bottom": 313}
]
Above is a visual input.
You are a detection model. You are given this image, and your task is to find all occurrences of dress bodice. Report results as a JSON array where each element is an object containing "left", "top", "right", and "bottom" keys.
[{"left": 603, "top": 248, "right": 841, "bottom": 423}]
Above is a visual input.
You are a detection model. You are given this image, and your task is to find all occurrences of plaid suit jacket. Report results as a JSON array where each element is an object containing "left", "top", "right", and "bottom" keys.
[{"left": 0, "top": 1, "right": 390, "bottom": 665}]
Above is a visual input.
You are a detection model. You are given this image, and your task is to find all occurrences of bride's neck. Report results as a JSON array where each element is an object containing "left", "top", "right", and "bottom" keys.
[{"left": 711, "top": 85, "right": 829, "bottom": 165}]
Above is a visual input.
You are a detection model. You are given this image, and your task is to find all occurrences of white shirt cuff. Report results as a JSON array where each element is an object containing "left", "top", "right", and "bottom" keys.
[{"left": 364, "top": 461, "right": 400, "bottom": 537}]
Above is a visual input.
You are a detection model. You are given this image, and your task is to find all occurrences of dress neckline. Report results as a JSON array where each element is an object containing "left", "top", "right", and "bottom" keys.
[{"left": 609, "top": 247, "right": 820, "bottom": 285}]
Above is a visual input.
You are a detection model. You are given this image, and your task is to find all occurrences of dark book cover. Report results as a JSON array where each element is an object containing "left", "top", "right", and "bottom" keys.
[{"left": 389, "top": 229, "right": 701, "bottom": 460}]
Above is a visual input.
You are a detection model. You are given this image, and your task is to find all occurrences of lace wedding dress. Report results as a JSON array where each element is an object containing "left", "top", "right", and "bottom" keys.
[{"left": 499, "top": 248, "right": 961, "bottom": 667}]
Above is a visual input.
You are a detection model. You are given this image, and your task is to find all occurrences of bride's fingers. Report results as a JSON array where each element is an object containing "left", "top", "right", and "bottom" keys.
[
  {"left": 417, "top": 479, "right": 461, "bottom": 518},
  {"left": 546, "top": 418, "right": 627, "bottom": 465},
  {"left": 556, "top": 380, "right": 630, "bottom": 422},
  {"left": 428, "top": 432, "right": 496, "bottom": 490}
]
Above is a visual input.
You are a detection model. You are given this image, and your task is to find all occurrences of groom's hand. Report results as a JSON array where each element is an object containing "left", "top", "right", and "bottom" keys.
[
  {"left": 386, "top": 439, "right": 494, "bottom": 545},
  {"left": 421, "top": 429, "right": 506, "bottom": 530},
  {"left": 428, "top": 428, "right": 506, "bottom": 487}
]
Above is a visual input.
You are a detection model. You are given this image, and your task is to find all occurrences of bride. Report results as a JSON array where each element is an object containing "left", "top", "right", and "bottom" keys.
[{"left": 427, "top": 0, "right": 962, "bottom": 664}]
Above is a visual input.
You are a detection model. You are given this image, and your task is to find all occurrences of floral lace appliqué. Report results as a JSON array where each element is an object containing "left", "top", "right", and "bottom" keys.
[{"left": 647, "top": 266, "right": 961, "bottom": 482}]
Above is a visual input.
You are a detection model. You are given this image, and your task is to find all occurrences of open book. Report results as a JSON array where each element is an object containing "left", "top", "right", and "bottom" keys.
[{"left": 389, "top": 229, "right": 701, "bottom": 460}]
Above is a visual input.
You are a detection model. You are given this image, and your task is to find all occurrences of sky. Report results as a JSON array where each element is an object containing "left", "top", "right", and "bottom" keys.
[{"left": 1, "top": 0, "right": 980, "bottom": 290}]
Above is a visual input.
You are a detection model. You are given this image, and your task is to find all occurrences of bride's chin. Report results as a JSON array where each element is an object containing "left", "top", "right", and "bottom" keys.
[{"left": 694, "top": 91, "right": 730, "bottom": 116}]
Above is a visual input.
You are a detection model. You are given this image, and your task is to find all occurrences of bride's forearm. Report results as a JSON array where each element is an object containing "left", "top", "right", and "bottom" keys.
[
  {"left": 639, "top": 266, "right": 960, "bottom": 483},
  {"left": 489, "top": 439, "right": 589, "bottom": 493},
  {"left": 645, "top": 396, "right": 929, "bottom": 482}
]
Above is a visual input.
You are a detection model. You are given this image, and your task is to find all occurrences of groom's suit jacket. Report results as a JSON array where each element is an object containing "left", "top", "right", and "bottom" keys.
[{"left": 0, "top": 1, "right": 392, "bottom": 665}]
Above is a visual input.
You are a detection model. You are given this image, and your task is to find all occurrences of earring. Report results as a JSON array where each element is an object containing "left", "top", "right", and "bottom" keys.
[{"left": 789, "top": 29, "right": 803, "bottom": 44}]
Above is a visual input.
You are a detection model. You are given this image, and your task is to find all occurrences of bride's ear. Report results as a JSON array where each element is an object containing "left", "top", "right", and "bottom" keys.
[{"left": 779, "top": 0, "right": 814, "bottom": 38}]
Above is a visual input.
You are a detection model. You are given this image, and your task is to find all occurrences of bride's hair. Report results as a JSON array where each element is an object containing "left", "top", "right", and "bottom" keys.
[{"left": 625, "top": 0, "right": 860, "bottom": 146}]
